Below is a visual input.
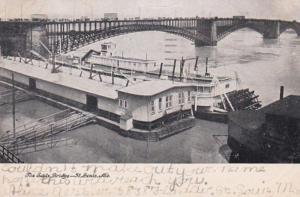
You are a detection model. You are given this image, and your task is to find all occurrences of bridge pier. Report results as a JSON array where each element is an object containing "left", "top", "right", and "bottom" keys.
[
  {"left": 295, "top": 24, "right": 300, "bottom": 36},
  {"left": 194, "top": 39, "right": 217, "bottom": 47},
  {"left": 263, "top": 21, "right": 280, "bottom": 39},
  {"left": 195, "top": 20, "right": 218, "bottom": 47},
  {"left": 0, "top": 23, "right": 48, "bottom": 58}
]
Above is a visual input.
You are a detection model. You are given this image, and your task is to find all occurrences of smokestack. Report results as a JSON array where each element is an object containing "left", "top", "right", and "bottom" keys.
[
  {"left": 179, "top": 58, "right": 185, "bottom": 81},
  {"left": 205, "top": 57, "right": 208, "bottom": 75},
  {"left": 159, "top": 63, "right": 163, "bottom": 78},
  {"left": 172, "top": 59, "right": 176, "bottom": 81},
  {"left": 194, "top": 56, "right": 199, "bottom": 71},
  {"left": 280, "top": 86, "right": 284, "bottom": 100}
]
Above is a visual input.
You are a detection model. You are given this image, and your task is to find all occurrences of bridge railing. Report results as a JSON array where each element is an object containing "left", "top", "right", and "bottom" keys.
[{"left": 1, "top": 17, "right": 298, "bottom": 24}]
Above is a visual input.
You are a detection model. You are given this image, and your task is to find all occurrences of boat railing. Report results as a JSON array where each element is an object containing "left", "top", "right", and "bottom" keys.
[{"left": 194, "top": 91, "right": 214, "bottom": 98}]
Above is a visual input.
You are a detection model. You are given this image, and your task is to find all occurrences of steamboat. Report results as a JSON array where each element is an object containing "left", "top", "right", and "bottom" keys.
[{"left": 63, "top": 42, "right": 261, "bottom": 122}]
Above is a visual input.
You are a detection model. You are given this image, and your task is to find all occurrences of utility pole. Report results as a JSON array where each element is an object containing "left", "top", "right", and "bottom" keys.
[
  {"left": 12, "top": 73, "right": 16, "bottom": 138},
  {"left": 51, "top": 44, "right": 56, "bottom": 73}
]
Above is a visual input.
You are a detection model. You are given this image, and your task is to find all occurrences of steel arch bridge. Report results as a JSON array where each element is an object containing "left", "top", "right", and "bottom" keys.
[
  {"left": 44, "top": 18, "right": 300, "bottom": 54},
  {"left": 49, "top": 24, "right": 210, "bottom": 53},
  {"left": 0, "top": 17, "right": 300, "bottom": 56}
]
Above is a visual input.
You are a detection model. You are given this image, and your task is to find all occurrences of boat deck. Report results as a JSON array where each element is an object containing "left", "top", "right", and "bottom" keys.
[{"left": 0, "top": 59, "right": 125, "bottom": 99}]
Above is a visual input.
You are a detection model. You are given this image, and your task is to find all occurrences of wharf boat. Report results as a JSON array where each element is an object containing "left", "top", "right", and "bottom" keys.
[
  {"left": 0, "top": 56, "right": 195, "bottom": 141},
  {"left": 64, "top": 42, "right": 261, "bottom": 123}
]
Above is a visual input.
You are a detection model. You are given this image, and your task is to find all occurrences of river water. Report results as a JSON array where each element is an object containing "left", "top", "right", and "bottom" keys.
[
  {"left": 76, "top": 29, "right": 300, "bottom": 106},
  {"left": 5, "top": 29, "right": 300, "bottom": 163}
]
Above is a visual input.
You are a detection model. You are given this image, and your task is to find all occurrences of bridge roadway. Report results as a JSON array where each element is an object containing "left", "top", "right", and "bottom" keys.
[{"left": 0, "top": 17, "right": 300, "bottom": 57}]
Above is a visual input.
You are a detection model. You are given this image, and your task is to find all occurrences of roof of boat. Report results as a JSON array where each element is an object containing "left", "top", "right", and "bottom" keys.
[
  {"left": 149, "top": 69, "right": 232, "bottom": 81},
  {"left": 117, "top": 80, "right": 192, "bottom": 96},
  {"left": 0, "top": 59, "right": 120, "bottom": 99},
  {"left": 91, "top": 54, "right": 156, "bottom": 63}
]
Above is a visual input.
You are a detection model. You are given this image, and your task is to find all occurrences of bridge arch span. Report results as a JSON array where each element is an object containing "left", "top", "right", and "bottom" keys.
[
  {"left": 54, "top": 24, "right": 208, "bottom": 53},
  {"left": 217, "top": 24, "right": 266, "bottom": 42},
  {"left": 3, "top": 18, "right": 299, "bottom": 56},
  {"left": 216, "top": 27, "right": 265, "bottom": 45},
  {"left": 280, "top": 26, "right": 300, "bottom": 36}
]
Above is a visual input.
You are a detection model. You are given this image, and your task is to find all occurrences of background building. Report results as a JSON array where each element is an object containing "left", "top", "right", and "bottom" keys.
[
  {"left": 31, "top": 14, "right": 48, "bottom": 21},
  {"left": 104, "top": 13, "right": 118, "bottom": 20}
]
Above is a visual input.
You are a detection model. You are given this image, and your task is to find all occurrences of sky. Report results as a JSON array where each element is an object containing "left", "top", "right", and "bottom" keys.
[{"left": 1, "top": 0, "right": 300, "bottom": 21}]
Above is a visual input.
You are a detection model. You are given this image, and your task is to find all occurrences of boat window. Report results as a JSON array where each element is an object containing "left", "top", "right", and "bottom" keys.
[
  {"left": 225, "top": 84, "right": 230, "bottom": 88},
  {"left": 119, "top": 99, "right": 128, "bottom": 109},
  {"left": 178, "top": 92, "right": 185, "bottom": 104},
  {"left": 204, "top": 87, "right": 211, "bottom": 93},
  {"left": 151, "top": 100, "right": 155, "bottom": 115},
  {"left": 158, "top": 97, "right": 163, "bottom": 111},
  {"left": 187, "top": 91, "right": 191, "bottom": 102},
  {"left": 197, "top": 86, "right": 204, "bottom": 93},
  {"left": 166, "top": 95, "right": 173, "bottom": 108}
]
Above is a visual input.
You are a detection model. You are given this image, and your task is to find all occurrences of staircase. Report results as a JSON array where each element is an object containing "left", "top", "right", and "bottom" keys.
[
  {"left": 0, "top": 109, "right": 95, "bottom": 156},
  {"left": 0, "top": 144, "right": 23, "bottom": 163}
]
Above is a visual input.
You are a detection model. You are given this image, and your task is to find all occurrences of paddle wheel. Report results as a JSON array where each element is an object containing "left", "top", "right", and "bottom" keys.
[{"left": 218, "top": 88, "right": 261, "bottom": 112}]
